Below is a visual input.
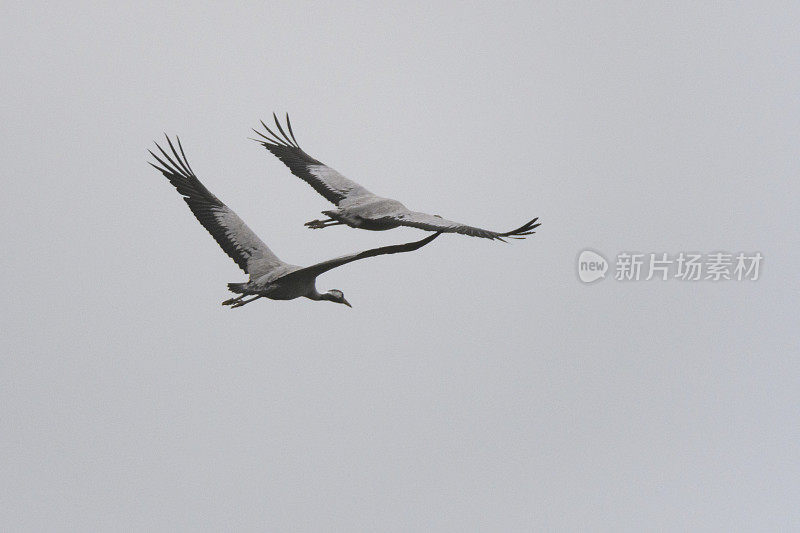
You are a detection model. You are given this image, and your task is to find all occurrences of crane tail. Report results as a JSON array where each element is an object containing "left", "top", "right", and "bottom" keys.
[{"left": 227, "top": 282, "right": 249, "bottom": 294}]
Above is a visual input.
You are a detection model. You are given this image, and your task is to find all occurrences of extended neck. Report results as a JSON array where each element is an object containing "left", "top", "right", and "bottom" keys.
[{"left": 306, "top": 287, "right": 327, "bottom": 301}]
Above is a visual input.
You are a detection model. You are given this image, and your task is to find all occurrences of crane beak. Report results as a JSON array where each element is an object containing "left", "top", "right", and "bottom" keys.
[{"left": 342, "top": 298, "right": 352, "bottom": 308}]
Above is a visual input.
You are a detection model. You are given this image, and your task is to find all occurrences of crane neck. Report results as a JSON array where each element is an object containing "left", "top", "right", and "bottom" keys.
[{"left": 306, "top": 287, "right": 325, "bottom": 301}]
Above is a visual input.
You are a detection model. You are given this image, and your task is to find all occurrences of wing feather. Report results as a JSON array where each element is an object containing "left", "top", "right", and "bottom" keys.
[
  {"left": 280, "top": 232, "right": 441, "bottom": 281},
  {"left": 148, "top": 136, "right": 286, "bottom": 277},
  {"left": 388, "top": 211, "right": 541, "bottom": 242},
  {"left": 253, "top": 113, "right": 372, "bottom": 205}
]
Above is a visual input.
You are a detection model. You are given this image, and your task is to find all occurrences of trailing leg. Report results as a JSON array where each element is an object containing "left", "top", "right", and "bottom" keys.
[
  {"left": 304, "top": 218, "right": 344, "bottom": 229},
  {"left": 222, "top": 294, "right": 246, "bottom": 306},
  {"left": 230, "top": 295, "right": 263, "bottom": 308}
]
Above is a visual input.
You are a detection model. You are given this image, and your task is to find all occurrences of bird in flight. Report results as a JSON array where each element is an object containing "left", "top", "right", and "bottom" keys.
[
  {"left": 253, "top": 113, "right": 541, "bottom": 242},
  {"left": 148, "top": 136, "right": 440, "bottom": 308}
]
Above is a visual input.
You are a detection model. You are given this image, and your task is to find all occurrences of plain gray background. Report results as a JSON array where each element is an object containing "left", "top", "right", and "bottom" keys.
[{"left": 2, "top": 2, "right": 798, "bottom": 531}]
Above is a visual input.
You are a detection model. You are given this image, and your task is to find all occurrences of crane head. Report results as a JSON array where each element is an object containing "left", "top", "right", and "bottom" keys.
[{"left": 325, "top": 289, "right": 352, "bottom": 308}]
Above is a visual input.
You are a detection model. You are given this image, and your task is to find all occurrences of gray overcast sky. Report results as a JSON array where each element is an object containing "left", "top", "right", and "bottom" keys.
[{"left": 2, "top": 1, "right": 799, "bottom": 530}]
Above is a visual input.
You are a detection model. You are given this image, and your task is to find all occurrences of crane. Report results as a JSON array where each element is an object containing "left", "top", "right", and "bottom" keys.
[
  {"left": 148, "top": 136, "right": 440, "bottom": 308},
  {"left": 253, "top": 113, "right": 541, "bottom": 242}
]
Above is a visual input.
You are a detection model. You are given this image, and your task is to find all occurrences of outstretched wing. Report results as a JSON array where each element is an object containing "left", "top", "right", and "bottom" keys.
[
  {"left": 148, "top": 136, "right": 287, "bottom": 278},
  {"left": 252, "top": 113, "right": 373, "bottom": 206},
  {"left": 280, "top": 232, "right": 441, "bottom": 282},
  {"left": 385, "top": 211, "right": 541, "bottom": 242}
]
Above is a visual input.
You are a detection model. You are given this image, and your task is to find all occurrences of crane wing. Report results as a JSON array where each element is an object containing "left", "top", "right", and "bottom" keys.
[
  {"left": 252, "top": 113, "right": 373, "bottom": 206},
  {"left": 383, "top": 211, "right": 541, "bottom": 242},
  {"left": 280, "top": 232, "right": 441, "bottom": 282},
  {"left": 148, "top": 136, "right": 287, "bottom": 278}
]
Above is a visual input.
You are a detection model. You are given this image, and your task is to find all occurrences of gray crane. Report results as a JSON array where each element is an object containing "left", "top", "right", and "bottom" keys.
[
  {"left": 253, "top": 113, "right": 541, "bottom": 242},
  {"left": 148, "top": 136, "right": 440, "bottom": 308}
]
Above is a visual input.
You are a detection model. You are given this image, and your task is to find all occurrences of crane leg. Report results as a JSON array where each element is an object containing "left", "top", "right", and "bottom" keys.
[
  {"left": 304, "top": 218, "right": 344, "bottom": 229},
  {"left": 222, "top": 294, "right": 246, "bottom": 306},
  {"left": 230, "top": 295, "right": 263, "bottom": 308}
]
